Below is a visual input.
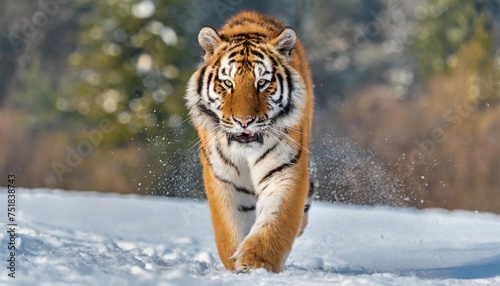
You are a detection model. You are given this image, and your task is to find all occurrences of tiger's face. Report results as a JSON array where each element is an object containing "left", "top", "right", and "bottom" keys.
[{"left": 186, "top": 27, "right": 305, "bottom": 147}]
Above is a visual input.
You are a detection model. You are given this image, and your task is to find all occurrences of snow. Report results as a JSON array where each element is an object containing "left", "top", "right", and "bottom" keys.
[{"left": 1, "top": 188, "right": 500, "bottom": 285}]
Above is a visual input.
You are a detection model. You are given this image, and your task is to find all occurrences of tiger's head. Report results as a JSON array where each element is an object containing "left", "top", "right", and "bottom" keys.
[{"left": 186, "top": 26, "right": 306, "bottom": 147}]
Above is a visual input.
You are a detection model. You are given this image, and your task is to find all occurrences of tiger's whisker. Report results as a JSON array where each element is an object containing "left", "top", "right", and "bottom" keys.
[{"left": 267, "top": 126, "right": 310, "bottom": 154}]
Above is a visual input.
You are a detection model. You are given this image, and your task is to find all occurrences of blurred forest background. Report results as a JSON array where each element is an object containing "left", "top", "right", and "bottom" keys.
[{"left": 1, "top": 0, "right": 500, "bottom": 213}]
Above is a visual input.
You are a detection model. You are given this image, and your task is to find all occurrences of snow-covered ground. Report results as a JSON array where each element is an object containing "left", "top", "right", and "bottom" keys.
[{"left": 1, "top": 188, "right": 499, "bottom": 285}]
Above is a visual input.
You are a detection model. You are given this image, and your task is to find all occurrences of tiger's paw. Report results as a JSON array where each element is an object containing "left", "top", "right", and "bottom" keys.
[
  {"left": 230, "top": 238, "right": 280, "bottom": 273},
  {"left": 230, "top": 250, "right": 273, "bottom": 274}
]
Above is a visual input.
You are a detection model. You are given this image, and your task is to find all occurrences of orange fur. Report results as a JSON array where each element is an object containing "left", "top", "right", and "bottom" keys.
[
  {"left": 198, "top": 137, "right": 239, "bottom": 270},
  {"left": 191, "top": 11, "right": 314, "bottom": 273}
]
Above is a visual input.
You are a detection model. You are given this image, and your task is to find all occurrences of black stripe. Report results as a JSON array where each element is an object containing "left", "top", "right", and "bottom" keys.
[
  {"left": 238, "top": 205, "right": 256, "bottom": 212},
  {"left": 221, "top": 118, "right": 233, "bottom": 125},
  {"left": 206, "top": 72, "right": 216, "bottom": 103},
  {"left": 197, "top": 66, "right": 207, "bottom": 95},
  {"left": 213, "top": 57, "right": 221, "bottom": 68},
  {"left": 229, "top": 32, "right": 267, "bottom": 39},
  {"left": 221, "top": 67, "right": 228, "bottom": 76},
  {"left": 266, "top": 51, "right": 280, "bottom": 69},
  {"left": 272, "top": 73, "right": 284, "bottom": 104},
  {"left": 271, "top": 100, "right": 293, "bottom": 122},
  {"left": 243, "top": 44, "right": 250, "bottom": 57},
  {"left": 308, "top": 181, "right": 315, "bottom": 197},
  {"left": 202, "top": 146, "right": 216, "bottom": 178},
  {"left": 230, "top": 59, "right": 254, "bottom": 65},
  {"left": 235, "top": 185, "right": 253, "bottom": 195},
  {"left": 271, "top": 68, "right": 295, "bottom": 121},
  {"left": 198, "top": 102, "right": 220, "bottom": 123},
  {"left": 254, "top": 143, "right": 279, "bottom": 166},
  {"left": 259, "top": 149, "right": 302, "bottom": 184},
  {"left": 284, "top": 67, "right": 294, "bottom": 97},
  {"left": 213, "top": 174, "right": 254, "bottom": 195},
  {"left": 228, "top": 50, "right": 240, "bottom": 59},
  {"left": 213, "top": 174, "right": 232, "bottom": 186},
  {"left": 304, "top": 205, "right": 311, "bottom": 213},
  {"left": 281, "top": 100, "right": 293, "bottom": 117},
  {"left": 200, "top": 145, "right": 209, "bottom": 160},
  {"left": 250, "top": 49, "right": 265, "bottom": 60},
  {"left": 229, "top": 39, "right": 259, "bottom": 48},
  {"left": 216, "top": 146, "right": 240, "bottom": 176}
]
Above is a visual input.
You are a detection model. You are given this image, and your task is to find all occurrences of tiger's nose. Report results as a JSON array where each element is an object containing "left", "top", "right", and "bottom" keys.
[{"left": 233, "top": 116, "right": 256, "bottom": 128}]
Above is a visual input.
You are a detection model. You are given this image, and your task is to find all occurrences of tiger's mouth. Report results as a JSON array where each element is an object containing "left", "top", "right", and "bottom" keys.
[{"left": 229, "top": 131, "right": 263, "bottom": 144}]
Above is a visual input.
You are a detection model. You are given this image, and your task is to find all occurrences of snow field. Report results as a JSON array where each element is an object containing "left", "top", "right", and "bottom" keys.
[{"left": 0, "top": 188, "right": 499, "bottom": 285}]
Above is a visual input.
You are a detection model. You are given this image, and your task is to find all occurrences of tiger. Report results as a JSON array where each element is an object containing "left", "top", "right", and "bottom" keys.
[{"left": 185, "top": 11, "right": 314, "bottom": 273}]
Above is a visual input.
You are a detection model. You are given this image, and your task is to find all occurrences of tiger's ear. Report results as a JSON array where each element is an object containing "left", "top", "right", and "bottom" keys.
[
  {"left": 198, "top": 26, "right": 221, "bottom": 60},
  {"left": 272, "top": 27, "right": 296, "bottom": 59}
]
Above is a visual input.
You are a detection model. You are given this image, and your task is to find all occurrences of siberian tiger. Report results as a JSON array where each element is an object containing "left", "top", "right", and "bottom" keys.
[{"left": 185, "top": 11, "right": 314, "bottom": 273}]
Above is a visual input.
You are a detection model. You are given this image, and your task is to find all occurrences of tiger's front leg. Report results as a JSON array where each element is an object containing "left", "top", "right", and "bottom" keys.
[
  {"left": 199, "top": 140, "right": 257, "bottom": 271},
  {"left": 231, "top": 152, "right": 309, "bottom": 273}
]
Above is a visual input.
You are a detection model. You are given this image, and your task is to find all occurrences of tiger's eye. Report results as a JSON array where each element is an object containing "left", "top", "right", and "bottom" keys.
[
  {"left": 224, "top": 80, "right": 233, "bottom": 88},
  {"left": 257, "top": 79, "right": 268, "bottom": 89}
]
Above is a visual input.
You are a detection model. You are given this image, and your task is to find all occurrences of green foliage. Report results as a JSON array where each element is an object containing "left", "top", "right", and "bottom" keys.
[
  {"left": 412, "top": 0, "right": 499, "bottom": 78},
  {"left": 13, "top": 57, "right": 78, "bottom": 134},
  {"left": 66, "top": 0, "right": 197, "bottom": 143}
]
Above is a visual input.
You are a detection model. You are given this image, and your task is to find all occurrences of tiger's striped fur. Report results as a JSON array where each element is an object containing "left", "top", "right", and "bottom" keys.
[{"left": 185, "top": 11, "right": 314, "bottom": 273}]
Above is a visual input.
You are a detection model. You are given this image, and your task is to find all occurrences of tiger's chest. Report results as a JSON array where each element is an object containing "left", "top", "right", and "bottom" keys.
[{"left": 205, "top": 134, "right": 295, "bottom": 196}]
